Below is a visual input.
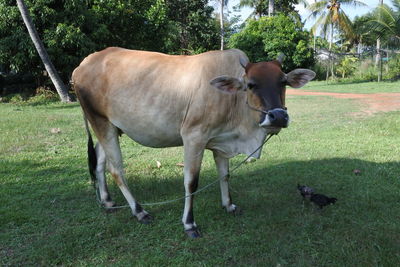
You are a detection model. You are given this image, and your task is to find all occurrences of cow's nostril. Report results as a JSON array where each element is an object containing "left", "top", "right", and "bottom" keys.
[
  {"left": 266, "top": 108, "right": 289, "bottom": 127},
  {"left": 268, "top": 113, "right": 276, "bottom": 121}
]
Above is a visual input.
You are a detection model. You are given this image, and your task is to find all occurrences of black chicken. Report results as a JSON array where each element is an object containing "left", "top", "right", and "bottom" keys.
[
  {"left": 310, "top": 194, "right": 337, "bottom": 209},
  {"left": 297, "top": 184, "right": 314, "bottom": 199}
]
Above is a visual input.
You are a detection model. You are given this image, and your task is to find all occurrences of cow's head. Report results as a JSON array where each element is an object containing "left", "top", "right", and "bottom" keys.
[{"left": 210, "top": 56, "right": 315, "bottom": 132}]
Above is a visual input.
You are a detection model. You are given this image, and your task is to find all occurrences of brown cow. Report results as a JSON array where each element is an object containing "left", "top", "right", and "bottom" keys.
[{"left": 72, "top": 47, "right": 315, "bottom": 238}]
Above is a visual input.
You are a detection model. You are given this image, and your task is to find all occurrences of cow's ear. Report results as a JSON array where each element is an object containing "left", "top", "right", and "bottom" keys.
[
  {"left": 286, "top": 69, "right": 316, "bottom": 88},
  {"left": 210, "top": 76, "right": 246, "bottom": 94}
]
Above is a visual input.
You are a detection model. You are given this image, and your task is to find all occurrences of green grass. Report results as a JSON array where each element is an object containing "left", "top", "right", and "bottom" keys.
[
  {"left": 302, "top": 80, "right": 400, "bottom": 94},
  {"left": 1, "top": 82, "right": 400, "bottom": 266}
]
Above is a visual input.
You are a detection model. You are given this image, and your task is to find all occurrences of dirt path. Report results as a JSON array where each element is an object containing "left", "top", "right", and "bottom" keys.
[{"left": 287, "top": 89, "right": 400, "bottom": 116}]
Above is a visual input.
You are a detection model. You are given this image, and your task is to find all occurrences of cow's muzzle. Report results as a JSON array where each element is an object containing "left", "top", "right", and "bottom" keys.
[{"left": 259, "top": 108, "right": 289, "bottom": 128}]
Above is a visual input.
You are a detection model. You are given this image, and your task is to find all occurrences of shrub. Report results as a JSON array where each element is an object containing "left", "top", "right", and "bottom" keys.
[
  {"left": 336, "top": 56, "right": 359, "bottom": 78},
  {"left": 385, "top": 53, "right": 400, "bottom": 80},
  {"left": 0, "top": 87, "right": 58, "bottom": 105},
  {"left": 26, "top": 87, "right": 59, "bottom": 105}
]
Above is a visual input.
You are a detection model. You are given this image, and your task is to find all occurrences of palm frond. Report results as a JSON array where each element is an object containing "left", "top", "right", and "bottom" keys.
[
  {"left": 306, "top": 1, "right": 329, "bottom": 21},
  {"left": 377, "top": 4, "right": 396, "bottom": 20},
  {"left": 391, "top": 0, "right": 400, "bottom": 12},
  {"left": 337, "top": 11, "right": 354, "bottom": 39},
  {"left": 339, "top": 0, "right": 368, "bottom": 8},
  {"left": 321, "top": 13, "right": 333, "bottom": 39},
  {"left": 369, "top": 2, "right": 400, "bottom": 41},
  {"left": 307, "top": 0, "right": 329, "bottom": 13}
]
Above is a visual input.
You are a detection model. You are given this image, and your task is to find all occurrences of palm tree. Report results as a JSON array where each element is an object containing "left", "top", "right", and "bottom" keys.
[
  {"left": 307, "top": 0, "right": 367, "bottom": 79},
  {"left": 239, "top": 0, "right": 267, "bottom": 18},
  {"left": 376, "top": 0, "right": 384, "bottom": 82},
  {"left": 371, "top": 0, "right": 400, "bottom": 80},
  {"left": 16, "top": 0, "right": 71, "bottom": 102},
  {"left": 374, "top": 0, "right": 400, "bottom": 43}
]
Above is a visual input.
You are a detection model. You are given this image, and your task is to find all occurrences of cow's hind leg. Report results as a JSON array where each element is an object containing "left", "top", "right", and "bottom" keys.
[
  {"left": 213, "top": 151, "right": 240, "bottom": 214},
  {"left": 94, "top": 143, "right": 115, "bottom": 209},
  {"left": 92, "top": 121, "right": 152, "bottom": 224}
]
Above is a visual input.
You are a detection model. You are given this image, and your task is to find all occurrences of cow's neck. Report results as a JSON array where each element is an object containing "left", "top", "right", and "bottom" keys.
[{"left": 206, "top": 93, "right": 268, "bottom": 158}]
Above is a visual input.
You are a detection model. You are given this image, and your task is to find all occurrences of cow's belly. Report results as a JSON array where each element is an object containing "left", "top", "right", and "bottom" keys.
[
  {"left": 108, "top": 102, "right": 184, "bottom": 148},
  {"left": 110, "top": 114, "right": 183, "bottom": 148}
]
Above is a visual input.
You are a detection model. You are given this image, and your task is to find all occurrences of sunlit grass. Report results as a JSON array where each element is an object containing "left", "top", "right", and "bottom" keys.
[{"left": 302, "top": 80, "right": 400, "bottom": 94}]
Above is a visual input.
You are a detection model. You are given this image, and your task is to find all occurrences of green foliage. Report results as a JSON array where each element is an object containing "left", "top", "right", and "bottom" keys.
[
  {"left": 228, "top": 14, "right": 314, "bottom": 71},
  {"left": 0, "top": 86, "right": 58, "bottom": 104},
  {"left": 324, "top": 54, "right": 400, "bottom": 83},
  {"left": 369, "top": 0, "right": 400, "bottom": 48},
  {"left": 165, "top": 0, "right": 219, "bottom": 54},
  {"left": 312, "top": 61, "right": 328, "bottom": 80},
  {"left": 0, "top": 0, "right": 219, "bottom": 88},
  {"left": 307, "top": 0, "right": 366, "bottom": 41},
  {"left": 336, "top": 56, "right": 358, "bottom": 78},
  {"left": 1, "top": 93, "right": 26, "bottom": 103},
  {"left": 313, "top": 36, "right": 340, "bottom": 52},
  {"left": 352, "top": 14, "right": 378, "bottom": 47},
  {"left": 385, "top": 53, "right": 400, "bottom": 80}
]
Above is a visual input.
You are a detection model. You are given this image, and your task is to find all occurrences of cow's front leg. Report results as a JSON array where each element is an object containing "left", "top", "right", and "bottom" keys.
[
  {"left": 213, "top": 151, "right": 239, "bottom": 214},
  {"left": 182, "top": 142, "right": 205, "bottom": 238}
]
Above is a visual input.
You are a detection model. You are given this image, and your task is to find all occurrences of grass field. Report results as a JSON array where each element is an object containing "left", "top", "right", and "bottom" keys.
[
  {"left": 1, "top": 81, "right": 399, "bottom": 266},
  {"left": 303, "top": 80, "right": 400, "bottom": 94}
]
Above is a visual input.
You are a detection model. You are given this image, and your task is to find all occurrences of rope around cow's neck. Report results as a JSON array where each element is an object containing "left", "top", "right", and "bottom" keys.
[{"left": 94, "top": 133, "right": 275, "bottom": 209}]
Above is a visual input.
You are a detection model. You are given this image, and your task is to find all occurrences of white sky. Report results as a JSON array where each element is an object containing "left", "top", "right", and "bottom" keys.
[{"left": 226, "top": 0, "right": 393, "bottom": 29}]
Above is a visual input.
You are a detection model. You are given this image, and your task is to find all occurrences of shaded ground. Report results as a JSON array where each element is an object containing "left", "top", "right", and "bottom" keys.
[{"left": 287, "top": 89, "right": 400, "bottom": 116}]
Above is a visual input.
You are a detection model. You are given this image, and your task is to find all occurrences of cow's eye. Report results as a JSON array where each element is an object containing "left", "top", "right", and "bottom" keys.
[{"left": 247, "top": 82, "right": 256, "bottom": 89}]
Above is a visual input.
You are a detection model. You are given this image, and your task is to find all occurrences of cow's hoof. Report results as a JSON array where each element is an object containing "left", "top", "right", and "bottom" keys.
[
  {"left": 105, "top": 207, "right": 119, "bottom": 213},
  {"left": 138, "top": 213, "right": 153, "bottom": 225},
  {"left": 103, "top": 201, "right": 118, "bottom": 213},
  {"left": 185, "top": 228, "right": 201, "bottom": 238},
  {"left": 227, "top": 204, "right": 242, "bottom": 216},
  {"left": 102, "top": 200, "right": 116, "bottom": 208}
]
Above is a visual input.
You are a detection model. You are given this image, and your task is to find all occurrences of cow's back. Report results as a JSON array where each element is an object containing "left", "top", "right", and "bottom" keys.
[{"left": 72, "top": 48, "right": 248, "bottom": 147}]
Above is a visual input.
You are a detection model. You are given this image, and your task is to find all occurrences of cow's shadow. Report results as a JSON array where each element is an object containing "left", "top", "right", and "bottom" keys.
[{"left": 2, "top": 156, "right": 399, "bottom": 264}]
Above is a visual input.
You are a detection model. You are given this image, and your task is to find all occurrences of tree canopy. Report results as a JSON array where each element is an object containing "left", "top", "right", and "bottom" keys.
[
  {"left": 0, "top": 0, "right": 219, "bottom": 84},
  {"left": 228, "top": 14, "right": 314, "bottom": 72}
]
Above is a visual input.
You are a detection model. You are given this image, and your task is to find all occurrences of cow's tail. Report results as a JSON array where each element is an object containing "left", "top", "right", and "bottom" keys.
[{"left": 83, "top": 115, "right": 97, "bottom": 184}]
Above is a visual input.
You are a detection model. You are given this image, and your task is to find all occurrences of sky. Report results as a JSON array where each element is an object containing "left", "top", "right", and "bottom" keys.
[{"left": 226, "top": 0, "right": 393, "bottom": 29}]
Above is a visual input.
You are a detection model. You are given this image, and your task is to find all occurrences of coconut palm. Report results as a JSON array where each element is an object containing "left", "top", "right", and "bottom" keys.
[
  {"left": 369, "top": 0, "right": 400, "bottom": 80},
  {"left": 371, "top": 0, "right": 400, "bottom": 45},
  {"left": 306, "top": 0, "right": 367, "bottom": 79},
  {"left": 16, "top": 0, "right": 71, "bottom": 102},
  {"left": 376, "top": 0, "right": 384, "bottom": 81},
  {"left": 238, "top": 0, "right": 267, "bottom": 18}
]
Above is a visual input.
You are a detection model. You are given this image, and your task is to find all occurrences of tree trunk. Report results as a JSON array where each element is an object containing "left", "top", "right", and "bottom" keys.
[
  {"left": 16, "top": 0, "right": 71, "bottom": 102},
  {"left": 375, "top": 0, "right": 384, "bottom": 82},
  {"left": 376, "top": 37, "right": 381, "bottom": 81},
  {"left": 330, "top": 24, "right": 335, "bottom": 79},
  {"left": 268, "top": 0, "right": 274, "bottom": 17},
  {"left": 220, "top": 0, "right": 224, "bottom": 50},
  {"left": 313, "top": 32, "right": 316, "bottom": 51},
  {"left": 326, "top": 24, "right": 334, "bottom": 80}
]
